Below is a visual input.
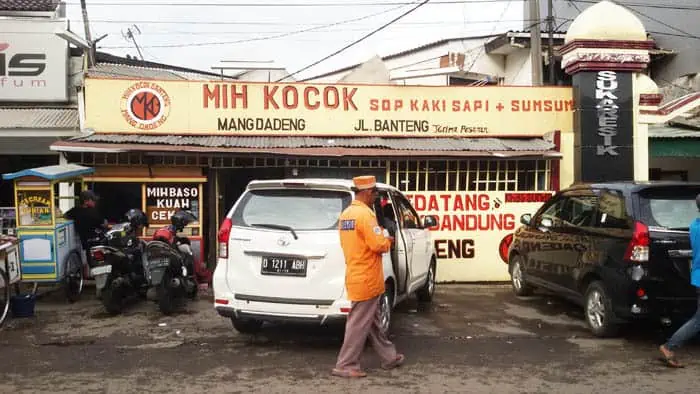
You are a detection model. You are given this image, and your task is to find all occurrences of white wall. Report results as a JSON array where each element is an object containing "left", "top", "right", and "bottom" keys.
[
  {"left": 239, "top": 69, "right": 293, "bottom": 82},
  {"left": 504, "top": 49, "right": 532, "bottom": 86},
  {"left": 393, "top": 75, "right": 447, "bottom": 86},
  {"left": 305, "top": 37, "right": 515, "bottom": 85}
]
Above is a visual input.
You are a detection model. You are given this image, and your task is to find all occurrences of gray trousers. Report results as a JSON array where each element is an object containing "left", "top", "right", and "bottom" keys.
[{"left": 335, "top": 295, "right": 398, "bottom": 370}]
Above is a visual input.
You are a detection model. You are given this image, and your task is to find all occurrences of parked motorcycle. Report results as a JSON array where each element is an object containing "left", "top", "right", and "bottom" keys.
[
  {"left": 89, "top": 209, "right": 149, "bottom": 315},
  {"left": 144, "top": 210, "right": 198, "bottom": 315}
]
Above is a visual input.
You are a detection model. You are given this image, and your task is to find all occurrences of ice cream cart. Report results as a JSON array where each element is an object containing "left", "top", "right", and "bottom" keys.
[
  {"left": 0, "top": 235, "right": 20, "bottom": 327},
  {"left": 2, "top": 164, "right": 95, "bottom": 302}
]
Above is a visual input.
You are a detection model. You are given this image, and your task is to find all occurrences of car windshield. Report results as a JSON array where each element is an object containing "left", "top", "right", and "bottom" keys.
[
  {"left": 232, "top": 188, "right": 353, "bottom": 231},
  {"left": 639, "top": 186, "right": 700, "bottom": 230}
]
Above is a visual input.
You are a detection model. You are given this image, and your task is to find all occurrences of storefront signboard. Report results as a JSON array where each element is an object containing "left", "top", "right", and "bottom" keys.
[
  {"left": 145, "top": 184, "right": 200, "bottom": 226},
  {"left": 85, "top": 78, "right": 574, "bottom": 137},
  {"left": 16, "top": 189, "right": 52, "bottom": 226},
  {"left": 0, "top": 19, "right": 69, "bottom": 102},
  {"left": 404, "top": 191, "right": 553, "bottom": 281}
]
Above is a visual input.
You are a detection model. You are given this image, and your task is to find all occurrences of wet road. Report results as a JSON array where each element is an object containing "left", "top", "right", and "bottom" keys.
[{"left": 0, "top": 284, "right": 698, "bottom": 393}]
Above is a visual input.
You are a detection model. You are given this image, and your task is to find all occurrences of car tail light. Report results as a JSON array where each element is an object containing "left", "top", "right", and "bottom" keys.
[
  {"left": 624, "top": 221, "right": 649, "bottom": 262},
  {"left": 218, "top": 218, "right": 233, "bottom": 258},
  {"left": 92, "top": 249, "right": 105, "bottom": 261},
  {"left": 340, "top": 307, "right": 351, "bottom": 313},
  {"left": 215, "top": 298, "right": 229, "bottom": 305}
]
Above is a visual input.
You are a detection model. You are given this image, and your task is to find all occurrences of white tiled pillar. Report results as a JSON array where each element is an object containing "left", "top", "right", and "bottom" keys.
[{"left": 58, "top": 154, "right": 75, "bottom": 214}]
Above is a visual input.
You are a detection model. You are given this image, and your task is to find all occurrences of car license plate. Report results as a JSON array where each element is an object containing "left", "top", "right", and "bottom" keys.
[
  {"left": 261, "top": 256, "right": 307, "bottom": 277},
  {"left": 91, "top": 265, "right": 112, "bottom": 276}
]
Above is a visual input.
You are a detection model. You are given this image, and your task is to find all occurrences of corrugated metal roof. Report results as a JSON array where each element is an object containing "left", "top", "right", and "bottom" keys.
[
  {"left": 649, "top": 116, "right": 700, "bottom": 138},
  {"left": 88, "top": 63, "right": 231, "bottom": 81},
  {"left": 68, "top": 134, "right": 555, "bottom": 152},
  {"left": 0, "top": 107, "right": 78, "bottom": 129},
  {"left": 649, "top": 126, "right": 700, "bottom": 138},
  {"left": 0, "top": 0, "right": 58, "bottom": 11}
]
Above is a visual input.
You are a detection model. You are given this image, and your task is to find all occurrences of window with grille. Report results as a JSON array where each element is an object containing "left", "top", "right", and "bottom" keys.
[{"left": 387, "top": 159, "right": 551, "bottom": 192}]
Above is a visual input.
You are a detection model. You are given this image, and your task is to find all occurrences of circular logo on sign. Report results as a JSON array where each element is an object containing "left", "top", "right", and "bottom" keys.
[
  {"left": 498, "top": 233, "right": 514, "bottom": 264},
  {"left": 121, "top": 82, "right": 171, "bottom": 130}
]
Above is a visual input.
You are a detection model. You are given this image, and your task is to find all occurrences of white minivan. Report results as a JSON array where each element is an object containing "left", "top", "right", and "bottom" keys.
[{"left": 213, "top": 178, "right": 438, "bottom": 334}]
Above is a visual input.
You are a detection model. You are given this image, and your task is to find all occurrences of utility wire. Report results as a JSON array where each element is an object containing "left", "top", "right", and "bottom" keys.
[
  {"left": 86, "top": 18, "right": 535, "bottom": 36},
  {"left": 624, "top": 5, "right": 700, "bottom": 40},
  {"left": 101, "top": 2, "right": 411, "bottom": 49},
  {"left": 571, "top": 0, "right": 700, "bottom": 11},
  {"left": 276, "top": 0, "right": 431, "bottom": 82},
  {"left": 464, "top": 0, "right": 513, "bottom": 74},
  {"left": 65, "top": 0, "right": 525, "bottom": 7},
  {"left": 648, "top": 30, "right": 700, "bottom": 41},
  {"left": 72, "top": 18, "right": 528, "bottom": 25}
]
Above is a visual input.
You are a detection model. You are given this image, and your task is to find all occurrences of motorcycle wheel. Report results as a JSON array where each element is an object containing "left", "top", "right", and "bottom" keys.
[
  {"left": 64, "top": 251, "right": 84, "bottom": 303},
  {"left": 157, "top": 270, "right": 184, "bottom": 315},
  {"left": 101, "top": 278, "right": 125, "bottom": 315}
]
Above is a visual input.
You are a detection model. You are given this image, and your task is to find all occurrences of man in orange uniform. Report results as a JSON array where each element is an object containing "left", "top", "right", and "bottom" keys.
[{"left": 332, "top": 175, "right": 405, "bottom": 378}]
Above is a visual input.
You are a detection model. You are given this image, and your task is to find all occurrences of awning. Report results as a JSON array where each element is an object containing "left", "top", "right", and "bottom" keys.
[
  {"left": 649, "top": 120, "right": 700, "bottom": 158},
  {"left": 2, "top": 164, "right": 94, "bottom": 181},
  {"left": 51, "top": 134, "right": 562, "bottom": 159},
  {"left": 0, "top": 107, "right": 79, "bottom": 130}
]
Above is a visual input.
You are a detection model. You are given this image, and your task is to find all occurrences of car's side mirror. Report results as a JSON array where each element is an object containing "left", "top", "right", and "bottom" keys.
[
  {"left": 423, "top": 215, "right": 438, "bottom": 228},
  {"left": 520, "top": 214, "right": 532, "bottom": 226},
  {"left": 540, "top": 217, "right": 554, "bottom": 229}
]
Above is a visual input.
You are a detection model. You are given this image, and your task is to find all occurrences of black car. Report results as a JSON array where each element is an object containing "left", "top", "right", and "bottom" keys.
[{"left": 507, "top": 181, "right": 700, "bottom": 337}]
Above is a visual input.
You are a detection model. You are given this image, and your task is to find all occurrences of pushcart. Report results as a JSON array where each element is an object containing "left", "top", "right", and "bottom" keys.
[
  {"left": 0, "top": 235, "right": 20, "bottom": 327},
  {"left": 1, "top": 164, "right": 95, "bottom": 302}
]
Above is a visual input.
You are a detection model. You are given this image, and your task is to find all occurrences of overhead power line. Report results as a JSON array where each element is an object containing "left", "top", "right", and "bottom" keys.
[
  {"left": 627, "top": 8, "right": 700, "bottom": 40},
  {"left": 71, "top": 19, "right": 527, "bottom": 25},
  {"left": 277, "top": 0, "right": 431, "bottom": 82},
  {"left": 571, "top": 0, "right": 700, "bottom": 11},
  {"left": 649, "top": 30, "right": 700, "bottom": 41},
  {"left": 65, "top": 0, "right": 525, "bottom": 6},
  {"left": 101, "top": 2, "right": 411, "bottom": 49},
  {"left": 90, "top": 18, "right": 533, "bottom": 36}
]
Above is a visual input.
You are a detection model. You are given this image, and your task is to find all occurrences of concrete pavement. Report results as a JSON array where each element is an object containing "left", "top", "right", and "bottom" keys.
[{"left": 0, "top": 284, "right": 698, "bottom": 393}]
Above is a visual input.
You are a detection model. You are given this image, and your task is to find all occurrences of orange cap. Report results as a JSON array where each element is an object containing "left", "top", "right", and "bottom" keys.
[{"left": 352, "top": 175, "right": 376, "bottom": 191}]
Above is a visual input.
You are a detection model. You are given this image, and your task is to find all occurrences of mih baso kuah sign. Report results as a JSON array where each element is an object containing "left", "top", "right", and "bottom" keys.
[
  {"left": 85, "top": 78, "right": 574, "bottom": 137},
  {"left": 145, "top": 184, "right": 199, "bottom": 225}
]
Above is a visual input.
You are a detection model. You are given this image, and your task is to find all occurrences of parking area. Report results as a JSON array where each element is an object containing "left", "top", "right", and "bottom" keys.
[{"left": 0, "top": 284, "right": 698, "bottom": 393}]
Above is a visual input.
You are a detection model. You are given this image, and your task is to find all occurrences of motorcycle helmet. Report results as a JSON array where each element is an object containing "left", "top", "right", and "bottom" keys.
[
  {"left": 171, "top": 210, "right": 197, "bottom": 231},
  {"left": 125, "top": 208, "right": 148, "bottom": 229}
]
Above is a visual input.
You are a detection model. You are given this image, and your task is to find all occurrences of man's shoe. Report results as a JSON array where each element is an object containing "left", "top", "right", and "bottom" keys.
[
  {"left": 331, "top": 368, "right": 367, "bottom": 378},
  {"left": 381, "top": 354, "right": 405, "bottom": 370}
]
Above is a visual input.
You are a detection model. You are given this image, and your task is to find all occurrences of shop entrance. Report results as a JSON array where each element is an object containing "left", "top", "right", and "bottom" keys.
[
  {"left": 217, "top": 164, "right": 386, "bottom": 222},
  {"left": 217, "top": 168, "right": 286, "bottom": 221}
]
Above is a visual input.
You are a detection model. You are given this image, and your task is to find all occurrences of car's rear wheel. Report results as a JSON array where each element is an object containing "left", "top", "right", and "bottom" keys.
[
  {"left": 416, "top": 259, "right": 436, "bottom": 303},
  {"left": 584, "top": 281, "right": 619, "bottom": 338},
  {"left": 231, "top": 317, "right": 263, "bottom": 334},
  {"left": 509, "top": 255, "right": 533, "bottom": 296},
  {"left": 379, "top": 281, "right": 394, "bottom": 334}
]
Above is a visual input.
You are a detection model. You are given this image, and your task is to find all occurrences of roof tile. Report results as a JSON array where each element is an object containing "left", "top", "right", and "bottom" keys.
[{"left": 68, "top": 134, "right": 555, "bottom": 152}]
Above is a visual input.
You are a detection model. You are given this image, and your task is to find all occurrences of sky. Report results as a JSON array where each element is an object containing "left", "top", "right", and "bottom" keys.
[{"left": 63, "top": 0, "right": 526, "bottom": 80}]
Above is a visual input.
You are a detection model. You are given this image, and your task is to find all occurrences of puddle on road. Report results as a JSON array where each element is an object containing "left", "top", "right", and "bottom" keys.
[{"left": 503, "top": 302, "right": 587, "bottom": 330}]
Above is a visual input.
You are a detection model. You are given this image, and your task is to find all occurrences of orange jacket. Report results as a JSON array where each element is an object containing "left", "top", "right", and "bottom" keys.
[{"left": 338, "top": 200, "right": 392, "bottom": 301}]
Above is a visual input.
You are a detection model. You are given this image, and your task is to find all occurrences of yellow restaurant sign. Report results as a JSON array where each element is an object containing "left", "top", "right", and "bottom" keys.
[{"left": 85, "top": 77, "right": 574, "bottom": 136}]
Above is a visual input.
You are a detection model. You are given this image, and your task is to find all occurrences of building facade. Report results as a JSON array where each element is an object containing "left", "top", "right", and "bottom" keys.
[
  {"left": 52, "top": 71, "right": 572, "bottom": 282},
  {"left": 0, "top": 0, "right": 83, "bottom": 233}
]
